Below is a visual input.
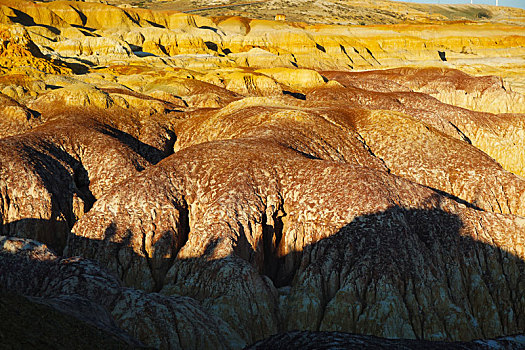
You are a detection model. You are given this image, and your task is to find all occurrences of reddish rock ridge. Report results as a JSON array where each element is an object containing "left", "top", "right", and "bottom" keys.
[
  {"left": 172, "top": 97, "right": 525, "bottom": 217},
  {"left": 68, "top": 134, "right": 525, "bottom": 343},
  {"left": 0, "top": 102, "right": 178, "bottom": 252},
  {"left": 314, "top": 69, "right": 525, "bottom": 178}
]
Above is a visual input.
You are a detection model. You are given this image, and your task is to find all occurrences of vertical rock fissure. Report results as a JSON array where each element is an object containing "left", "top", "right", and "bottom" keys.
[
  {"left": 354, "top": 130, "right": 391, "bottom": 173},
  {"left": 262, "top": 207, "right": 289, "bottom": 288}
]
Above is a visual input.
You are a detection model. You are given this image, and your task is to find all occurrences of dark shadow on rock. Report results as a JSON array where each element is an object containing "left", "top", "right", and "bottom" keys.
[
  {"left": 0, "top": 289, "right": 145, "bottom": 349},
  {"left": 0, "top": 118, "right": 179, "bottom": 252},
  {"left": 4, "top": 193, "right": 525, "bottom": 346},
  {"left": 134, "top": 51, "right": 158, "bottom": 58},
  {"left": 244, "top": 330, "right": 525, "bottom": 349},
  {"left": 199, "top": 26, "right": 219, "bottom": 33},
  {"left": 70, "top": 204, "right": 525, "bottom": 343},
  {"left": 22, "top": 141, "right": 97, "bottom": 216},
  {"left": 0, "top": 142, "right": 98, "bottom": 252},
  {"left": 9, "top": 9, "right": 59, "bottom": 35},
  {"left": 283, "top": 90, "right": 306, "bottom": 100},
  {"left": 204, "top": 41, "right": 219, "bottom": 52},
  {"left": 0, "top": 218, "right": 71, "bottom": 257},
  {"left": 97, "top": 124, "right": 172, "bottom": 165},
  {"left": 261, "top": 205, "right": 525, "bottom": 340}
]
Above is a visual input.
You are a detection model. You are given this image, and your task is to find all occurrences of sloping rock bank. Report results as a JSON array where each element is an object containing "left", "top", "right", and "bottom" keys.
[{"left": 246, "top": 331, "right": 525, "bottom": 350}]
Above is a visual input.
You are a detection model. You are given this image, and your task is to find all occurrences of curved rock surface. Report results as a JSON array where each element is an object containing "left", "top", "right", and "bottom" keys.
[
  {"left": 68, "top": 122, "right": 525, "bottom": 342},
  {"left": 0, "top": 89, "right": 178, "bottom": 252}
]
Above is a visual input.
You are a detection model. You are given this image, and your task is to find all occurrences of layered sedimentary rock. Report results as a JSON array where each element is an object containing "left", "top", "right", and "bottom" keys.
[
  {"left": 0, "top": 0, "right": 523, "bottom": 73},
  {"left": 0, "top": 24, "right": 70, "bottom": 74},
  {"left": 0, "top": 0, "right": 524, "bottom": 349}
]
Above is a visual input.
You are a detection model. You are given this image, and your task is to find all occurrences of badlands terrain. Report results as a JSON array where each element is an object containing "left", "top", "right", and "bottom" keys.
[{"left": 1, "top": 0, "right": 525, "bottom": 348}]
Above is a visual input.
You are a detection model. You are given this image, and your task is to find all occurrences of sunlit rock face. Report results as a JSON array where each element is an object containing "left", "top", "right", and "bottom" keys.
[{"left": 1, "top": 0, "right": 525, "bottom": 348}]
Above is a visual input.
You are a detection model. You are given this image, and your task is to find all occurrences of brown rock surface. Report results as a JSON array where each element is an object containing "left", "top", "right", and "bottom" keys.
[
  {"left": 0, "top": 92, "right": 41, "bottom": 138},
  {"left": 68, "top": 133, "right": 525, "bottom": 342},
  {"left": 0, "top": 236, "right": 245, "bottom": 349},
  {"left": 0, "top": 0, "right": 524, "bottom": 349},
  {"left": 0, "top": 94, "right": 178, "bottom": 251},
  {"left": 309, "top": 75, "right": 525, "bottom": 178}
]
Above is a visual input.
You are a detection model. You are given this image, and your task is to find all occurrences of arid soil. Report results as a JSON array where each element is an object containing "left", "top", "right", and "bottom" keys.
[{"left": 0, "top": 0, "right": 525, "bottom": 348}]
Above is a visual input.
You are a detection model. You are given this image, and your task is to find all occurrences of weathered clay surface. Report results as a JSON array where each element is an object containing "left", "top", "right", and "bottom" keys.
[
  {"left": 0, "top": 92, "right": 41, "bottom": 138},
  {"left": 246, "top": 331, "right": 525, "bottom": 349},
  {"left": 68, "top": 136, "right": 525, "bottom": 342},
  {"left": 308, "top": 80, "right": 525, "bottom": 178},
  {"left": 0, "top": 103, "right": 177, "bottom": 252},
  {"left": 0, "top": 236, "right": 245, "bottom": 349},
  {"left": 0, "top": 0, "right": 524, "bottom": 349}
]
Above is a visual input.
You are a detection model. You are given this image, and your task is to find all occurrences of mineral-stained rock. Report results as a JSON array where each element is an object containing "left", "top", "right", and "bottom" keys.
[
  {"left": 68, "top": 135, "right": 525, "bottom": 343},
  {"left": 323, "top": 68, "right": 525, "bottom": 114},
  {"left": 1, "top": 1, "right": 525, "bottom": 348},
  {"left": 255, "top": 68, "right": 326, "bottom": 92},
  {"left": 51, "top": 37, "right": 133, "bottom": 62},
  {"left": 172, "top": 98, "right": 525, "bottom": 217},
  {"left": 0, "top": 24, "right": 70, "bottom": 74},
  {"left": 0, "top": 236, "right": 246, "bottom": 349},
  {"left": 308, "top": 81, "right": 525, "bottom": 178},
  {"left": 0, "top": 102, "right": 177, "bottom": 251},
  {"left": 224, "top": 71, "right": 283, "bottom": 96}
]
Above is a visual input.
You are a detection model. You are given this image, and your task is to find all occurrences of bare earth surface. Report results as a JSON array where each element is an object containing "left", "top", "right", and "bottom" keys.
[{"left": 0, "top": 0, "right": 525, "bottom": 348}]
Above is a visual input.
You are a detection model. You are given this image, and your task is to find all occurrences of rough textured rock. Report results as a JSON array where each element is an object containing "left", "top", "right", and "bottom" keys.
[
  {"left": 0, "top": 289, "right": 142, "bottom": 349},
  {"left": 0, "top": 1, "right": 525, "bottom": 349},
  {"left": 172, "top": 98, "right": 525, "bottom": 217},
  {"left": 68, "top": 136, "right": 525, "bottom": 343},
  {"left": 246, "top": 331, "right": 525, "bottom": 350},
  {"left": 0, "top": 24, "right": 70, "bottom": 74},
  {"left": 308, "top": 78, "right": 525, "bottom": 179},
  {"left": 0, "top": 236, "right": 245, "bottom": 349},
  {"left": 0, "top": 92, "right": 41, "bottom": 137},
  {"left": 0, "top": 102, "right": 177, "bottom": 251},
  {"left": 322, "top": 67, "right": 525, "bottom": 114}
]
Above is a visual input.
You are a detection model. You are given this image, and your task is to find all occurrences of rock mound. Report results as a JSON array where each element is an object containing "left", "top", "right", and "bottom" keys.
[
  {"left": 68, "top": 135, "right": 525, "bottom": 343},
  {"left": 0, "top": 236, "right": 246, "bottom": 349}
]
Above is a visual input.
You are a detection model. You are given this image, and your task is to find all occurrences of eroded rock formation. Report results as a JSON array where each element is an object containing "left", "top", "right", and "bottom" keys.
[
  {"left": 0, "top": 236, "right": 245, "bottom": 349},
  {"left": 246, "top": 331, "right": 525, "bottom": 349},
  {"left": 0, "top": 0, "right": 524, "bottom": 348}
]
